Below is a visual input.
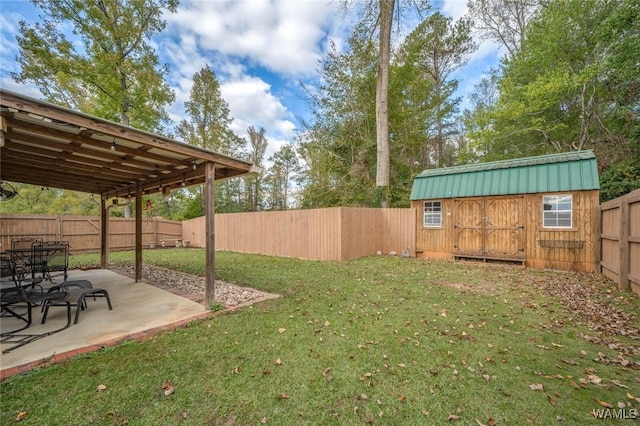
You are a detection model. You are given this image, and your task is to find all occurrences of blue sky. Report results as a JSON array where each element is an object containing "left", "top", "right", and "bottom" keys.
[{"left": 0, "top": 0, "right": 502, "bottom": 161}]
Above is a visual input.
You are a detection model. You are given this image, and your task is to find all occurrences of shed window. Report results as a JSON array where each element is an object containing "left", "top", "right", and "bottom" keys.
[
  {"left": 542, "top": 195, "right": 572, "bottom": 228},
  {"left": 423, "top": 201, "right": 442, "bottom": 227}
]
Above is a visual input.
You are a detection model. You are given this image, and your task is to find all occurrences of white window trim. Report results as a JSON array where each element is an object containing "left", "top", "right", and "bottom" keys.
[
  {"left": 542, "top": 194, "right": 573, "bottom": 229},
  {"left": 423, "top": 201, "right": 442, "bottom": 228}
]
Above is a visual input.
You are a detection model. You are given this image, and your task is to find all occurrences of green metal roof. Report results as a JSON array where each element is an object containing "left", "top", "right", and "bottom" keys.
[{"left": 410, "top": 151, "right": 599, "bottom": 200}]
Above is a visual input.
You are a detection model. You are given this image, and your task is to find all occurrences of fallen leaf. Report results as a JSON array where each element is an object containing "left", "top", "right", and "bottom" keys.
[
  {"left": 608, "top": 379, "right": 629, "bottom": 389},
  {"left": 357, "top": 394, "right": 368, "bottom": 400},
  {"left": 475, "top": 419, "right": 486, "bottom": 426},
  {"left": 16, "top": 411, "right": 27, "bottom": 422},
  {"left": 161, "top": 379, "right": 174, "bottom": 396},
  {"left": 627, "top": 392, "right": 635, "bottom": 400},
  {"left": 529, "top": 383, "right": 544, "bottom": 392},
  {"left": 498, "top": 388, "right": 511, "bottom": 397},
  {"left": 488, "top": 418, "right": 496, "bottom": 426},
  {"left": 278, "top": 328, "right": 286, "bottom": 333},
  {"left": 261, "top": 416, "right": 267, "bottom": 424},
  {"left": 448, "top": 414, "right": 461, "bottom": 421},
  {"left": 597, "top": 400, "right": 612, "bottom": 408},
  {"left": 279, "top": 393, "right": 290, "bottom": 400},
  {"left": 324, "top": 320, "right": 330, "bottom": 327},
  {"left": 617, "top": 402, "right": 626, "bottom": 408},
  {"left": 275, "top": 358, "right": 282, "bottom": 365},
  {"left": 588, "top": 374, "right": 602, "bottom": 384},
  {"left": 560, "top": 358, "right": 578, "bottom": 365},
  {"left": 96, "top": 384, "right": 107, "bottom": 392}
]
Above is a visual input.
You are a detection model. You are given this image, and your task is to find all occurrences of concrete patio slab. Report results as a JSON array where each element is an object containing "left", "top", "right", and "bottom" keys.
[{"left": 1, "top": 269, "right": 209, "bottom": 379}]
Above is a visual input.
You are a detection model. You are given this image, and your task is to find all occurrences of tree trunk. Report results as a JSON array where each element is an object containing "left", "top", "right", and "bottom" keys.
[{"left": 376, "top": 0, "right": 394, "bottom": 208}]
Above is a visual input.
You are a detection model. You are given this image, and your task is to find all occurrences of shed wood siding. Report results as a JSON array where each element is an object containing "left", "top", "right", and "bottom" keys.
[
  {"left": 413, "top": 190, "right": 598, "bottom": 272},
  {"left": 411, "top": 199, "right": 453, "bottom": 259},
  {"left": 526, "top": 190, "right": 598, "bottom": 272}
]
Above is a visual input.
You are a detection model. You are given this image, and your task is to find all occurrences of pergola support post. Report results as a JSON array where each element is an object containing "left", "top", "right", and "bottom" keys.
[
  {"left": 205, "top": 162, "right": 216, "bottom": 308},
  {"left": 135, "top": 189, "right": 142, "bottom": 282},
  {"left": 100, "top": 196, "right": 108, "bottom": 268}
]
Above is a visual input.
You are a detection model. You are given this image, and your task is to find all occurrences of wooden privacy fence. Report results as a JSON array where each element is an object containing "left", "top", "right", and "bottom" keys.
[
  {"left": 598, "top": 189, "right": 640, "bottom": 296},
  {"left": 182, "top": 207, "right": 417, "bottom": 261},
  {"left": 0, "top": 214, "right": 182, "bottom": 254},
  {"left": 1, "top": 209, "right": 415, "bottom": 261}
]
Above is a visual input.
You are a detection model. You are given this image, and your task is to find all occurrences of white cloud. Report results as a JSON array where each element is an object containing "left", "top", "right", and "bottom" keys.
[
  {"left": 167, "top": 0, "right": 339, "bottom": 77},
  {"left": 440, "top": 0, "right": 469, "bottom": 21},
  {"left": 161, "top": 0, "right": 341, "bottom": 152},
  {"left": 222, "top": 76, "right": 296, "bottom": 139}
]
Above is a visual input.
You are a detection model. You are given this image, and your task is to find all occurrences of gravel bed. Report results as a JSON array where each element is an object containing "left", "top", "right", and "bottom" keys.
[{"left": 114, "top": 264, "right": 277, "bottom": 307}]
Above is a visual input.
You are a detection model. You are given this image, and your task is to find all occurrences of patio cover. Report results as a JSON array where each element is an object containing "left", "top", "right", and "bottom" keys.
[{"left": 0, "top": 88, "right": 258, "bottom": 305}]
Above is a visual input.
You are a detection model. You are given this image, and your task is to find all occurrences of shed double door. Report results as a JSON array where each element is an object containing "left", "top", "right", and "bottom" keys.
[{"left": 453, "top": 196, "right": 525, "bottom": 259}]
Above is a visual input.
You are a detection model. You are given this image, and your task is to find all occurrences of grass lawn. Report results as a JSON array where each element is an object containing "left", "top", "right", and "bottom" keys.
[{"left": 1, "top": 250, "right": 639, "bottom": 425}]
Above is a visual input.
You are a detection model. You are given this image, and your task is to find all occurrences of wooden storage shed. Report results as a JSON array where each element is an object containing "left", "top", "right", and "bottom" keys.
[{"left": 410, "top": 151, "right": 600, "bottom": 272}]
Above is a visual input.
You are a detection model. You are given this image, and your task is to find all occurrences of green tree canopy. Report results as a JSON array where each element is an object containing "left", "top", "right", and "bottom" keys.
[
  {"left": 14, "top": 0, "right": 177, "bottom": 132},
  {"left": 467, "top": 0, "right": 639, "bottom": 172}
]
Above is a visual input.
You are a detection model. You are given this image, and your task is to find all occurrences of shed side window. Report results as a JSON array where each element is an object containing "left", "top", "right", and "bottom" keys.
[
  {"left": 542, "top": 195, "right": 572, "bottom": 228},
  {"left": 423, "top": 201, "right": 442, "bottom": 227}
]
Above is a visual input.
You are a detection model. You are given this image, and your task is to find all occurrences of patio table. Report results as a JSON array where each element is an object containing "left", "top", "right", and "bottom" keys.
[{"left": 7, "top": 243, "right": 69, "bottom": 282}]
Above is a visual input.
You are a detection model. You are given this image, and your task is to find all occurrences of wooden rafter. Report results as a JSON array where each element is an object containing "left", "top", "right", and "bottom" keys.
[{"left": 0, "top": 89, "right": 258, "bottom": 198}]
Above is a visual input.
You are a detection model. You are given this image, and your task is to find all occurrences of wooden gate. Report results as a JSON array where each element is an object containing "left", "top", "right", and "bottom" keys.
[{"left": 454, "top": 196, "right": 525, "bottom": 260}]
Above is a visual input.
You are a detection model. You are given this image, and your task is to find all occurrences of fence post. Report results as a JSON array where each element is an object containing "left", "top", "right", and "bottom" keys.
[
  {"left": 153, "top": 217, "right": 158, "bottom": 245},
  {"left": 595, "top": 206, "right": 601, "bottom": 273},
  {"left": 56, "top": 215, "right": 62, "bottom": 241},
  {"left": 619, "top": 195, "right": 629, "bottom": 290}
]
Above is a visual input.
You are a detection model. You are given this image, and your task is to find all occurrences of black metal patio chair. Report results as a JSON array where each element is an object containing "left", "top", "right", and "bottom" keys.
[
  {"left": 9, "top": 237, "right": 42, "bottom": 281},
  {"left": 42, "top": 276, "right": 113, "bottom": 325},
  {"left": 0, "top": 255, "right": 72, "bottom": 353}
]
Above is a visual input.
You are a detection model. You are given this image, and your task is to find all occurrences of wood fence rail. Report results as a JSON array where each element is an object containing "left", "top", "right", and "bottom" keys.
[{"left": 598, "top": 188, "right": 640, "bottom": 296}]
